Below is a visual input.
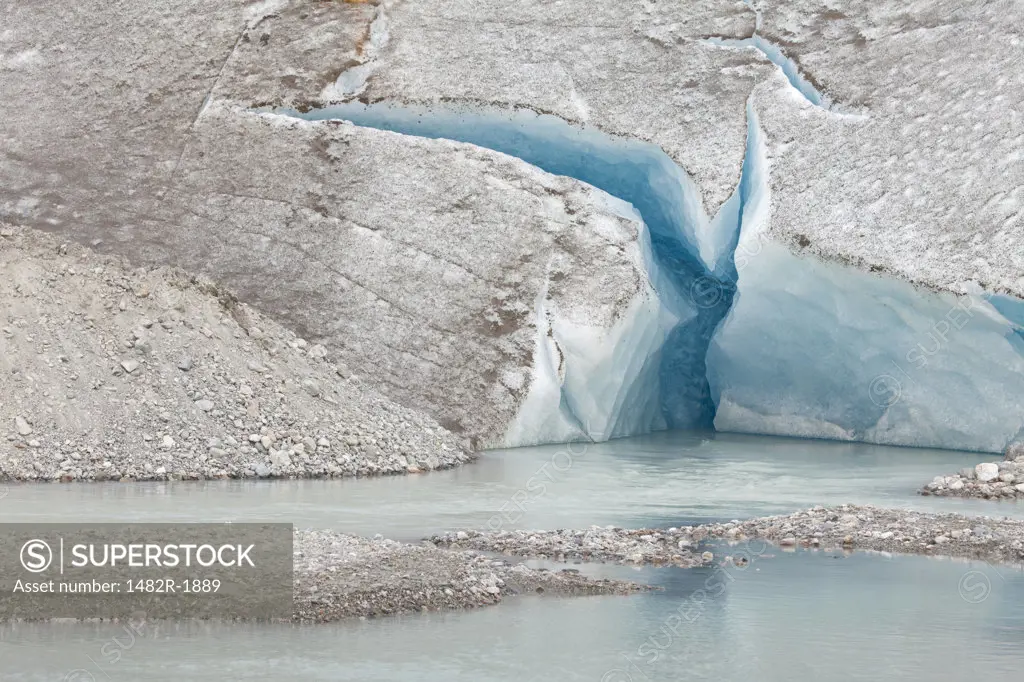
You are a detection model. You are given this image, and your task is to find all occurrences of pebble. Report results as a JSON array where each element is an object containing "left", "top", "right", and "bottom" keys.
[
  {"left": 194, "top": 399, "right": 215, "bottom": 412},
  {"left": 120, "top": 358, "right": 140, "bottom": 374},
  {"left": 15, "top": 416, "right": 33, "bottom": 436}
]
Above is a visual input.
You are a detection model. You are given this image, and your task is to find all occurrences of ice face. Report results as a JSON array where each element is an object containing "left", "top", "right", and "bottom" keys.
[
  {"left": 709, "top": 242, "right": 1024, "bottom": 453},
  {"left": 278, "top": 103, "right": 743, "bottom": 434},
  {"left": 273, "top": 102, "right": 1023, "bottom": 453}
]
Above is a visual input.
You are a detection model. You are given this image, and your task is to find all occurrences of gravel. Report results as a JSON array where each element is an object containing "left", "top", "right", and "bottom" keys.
[
  {"left": 0, "top": 226, "right": 473, "bottom": 482},
  {"left": 921, "top": 443, "right": 1024, "bottom": 501},
  {"left": 428, "top": 527, "right": 716, "bottom": 567},
  {"left": 695, "top": 505, "right": 1024, "bottom": 564},
  {"left": 432, "top": 505, "right": 1024, "bottom": 567},
  {"left": 293, "top": 530, "right": 650, "bottom": 622}
]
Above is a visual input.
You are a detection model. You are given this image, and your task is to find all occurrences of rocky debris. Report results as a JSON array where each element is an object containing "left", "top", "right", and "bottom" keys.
[
  {"left": 433, "top": 505, "right": 1024, "bottom": 567},
  {"left": 428, "top": 527, "right": 717, "bottom": 567},
  {"left": 921, "top": 451, "right": 1024, "bottom": 500},
  {"left": 292, "top": 530, "right": 649, "bottom": 622},
  {"left": 697, "top": 505, "right": 1024, "bottom": 565},
  {"left": 0, "top": 226, "right": 473, "bottom": 483}
]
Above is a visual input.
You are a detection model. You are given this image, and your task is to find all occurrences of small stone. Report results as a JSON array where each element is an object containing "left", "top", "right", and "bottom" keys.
[
  {"left": 14, "top": 416, "right": 32, "bottom": 436},
  {"left": 120, "top": 358, "right": 140, "bottom": 374},
  {"left": 779, "top": 537, "right": 797, "bottom": 547},
  {"left": 260, "top": 435, "right": 273, "bottom": 450},
  {"left": 701, "top": 551, "right": 714, "bottom": 562},
  {"left": 28, "top": 439, "right": 40, "bottom": 448},
  {"left": 1015, "top": 484, "right": 1024, "bottom": 493},
  {"left": 999, "top": 472, "right": 1016, "bottom": 484},
  {"left": 194, "top": 399, "right": 215, "bottom": 412},
  {"left": 976, "top": 462, "right": 1000, "bottom": 483},
  {"left": 949, "top": 479, "right": 965, "bottom": 491},
  {"left": 269, "top": 449, "right": 291, "bottom": 468},
  {"left": 301, "top": 379, "right": 321, "bottom": 397},
  {"left": 254, "top": 463, "right": 272, "bottom": 478},
  {"left": 160, "top": 435, "right": 175, "bottom": 450},
  {"left": 177, "top": 356, "right": 193, "bottom": 371},
  {"left": 317, "top": 437, "right": 331, "bottom": 448}
]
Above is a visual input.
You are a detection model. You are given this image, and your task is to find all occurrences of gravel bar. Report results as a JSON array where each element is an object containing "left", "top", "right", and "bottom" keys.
[
  {"left": 293, "top": 530, "right": 650, "bottom": 622},
  {"left": 430, "top": 504, "right": 1024, "bottom": 567}
]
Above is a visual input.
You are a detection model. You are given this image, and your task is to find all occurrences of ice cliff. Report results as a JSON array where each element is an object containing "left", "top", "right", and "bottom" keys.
[{"left": 279, "top": 101, "right": 1024, "bottom": 453}]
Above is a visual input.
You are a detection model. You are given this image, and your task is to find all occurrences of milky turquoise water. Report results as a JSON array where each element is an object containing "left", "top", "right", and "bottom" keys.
[{"left": 2, "top": 431, "right": 1022, "bottom": 680}]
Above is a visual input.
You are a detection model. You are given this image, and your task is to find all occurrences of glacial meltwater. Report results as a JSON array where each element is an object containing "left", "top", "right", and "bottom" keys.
[{"left": 2, "top": 431, "right": 1024, "bottom": 681}]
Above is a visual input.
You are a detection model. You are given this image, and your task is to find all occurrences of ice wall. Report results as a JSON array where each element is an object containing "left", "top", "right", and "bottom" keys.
[
  {"left": 273, "top": 102, "right": 1024, "bottom": 453},
  {"left": 277, "top": 103, "right": 742, "bottom": 435},
  {"left": 708, "top": 243, "right": 1024, "bottom": 453}
]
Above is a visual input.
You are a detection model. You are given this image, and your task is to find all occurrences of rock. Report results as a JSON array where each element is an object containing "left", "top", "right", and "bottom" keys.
[
  {"left": 976, "top": 462, "right": 1000, "bottom": 482},
  {"left": 254, "top": 463, "right": 272, "bottom": 478},
  {"left": 14, "top": 416, "right": 32, "bottom": 436},
  {"left": 195, "top": 399, "right": 215, "bottom": 412},
  {"left": 301, "top": 379, "right": 321, "bottom": 397},
  {"left": 120, "top": 358, "right": 141, "bottom": 374},
  {"left": 270, "top": 449, "right": 291, "bottom": 468},
  {"left": 177, "top": 356, "right": 193, "bottom": 371},
  {"left": 160, "top": 435, "right": 175, "bottom": 450},
  {"left": 701, "top": 551, "right": 714, "bottom": 562},
  {"left": 949, "top": 479, "right": 965, "bottom": 491}
]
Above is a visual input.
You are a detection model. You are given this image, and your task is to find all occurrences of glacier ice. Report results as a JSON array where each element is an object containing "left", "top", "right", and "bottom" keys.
[
  {"left": 706, "top": 35, "right": 830, "bottom": 109},
  {"left": 277, "top": 102, "right": 744, "bottom": 436},
  {"left": 275, "top": 101, "right": 1024, "bottom": 453},
  {"left": 709, "top": 241, "right": 1024, "bottom": 453}
]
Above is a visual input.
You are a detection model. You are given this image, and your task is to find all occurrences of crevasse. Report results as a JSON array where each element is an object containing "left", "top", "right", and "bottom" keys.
[
  {"left": 273, "top": 102, "right": 1024, "bottom": 454},
  {"left": 277, "top": 102, "right": 755, "bottom": 438}
]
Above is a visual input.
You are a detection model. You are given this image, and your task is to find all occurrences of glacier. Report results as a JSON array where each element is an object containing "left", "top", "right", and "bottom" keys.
[
  {"left": 276, "top": 102, "right": 1024, "bottom": 453},
  {"left": 277, "top": 102, "right": 747, "bottom": 438}
]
